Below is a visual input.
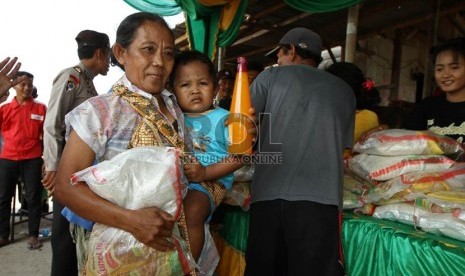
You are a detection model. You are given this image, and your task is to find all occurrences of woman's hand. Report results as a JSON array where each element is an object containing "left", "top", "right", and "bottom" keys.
[{"left": 128, "top": 207, "right": 176, "bottom": 251}]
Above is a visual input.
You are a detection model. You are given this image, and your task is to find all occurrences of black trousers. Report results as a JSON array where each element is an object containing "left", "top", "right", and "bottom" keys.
[
  {"left": 245, "top": 199, "right": 344, "bottom": 276},
  {"left": 51, "top": 200, "right": 77, "bottom": 276},
  {"left": 0, "top": 157, "right": 43, "bottom": 239}
]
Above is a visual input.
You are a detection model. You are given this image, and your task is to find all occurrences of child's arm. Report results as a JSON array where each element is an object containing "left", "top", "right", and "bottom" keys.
[{"left": 184, "top": 155, "right": 244, "bottom": 183}]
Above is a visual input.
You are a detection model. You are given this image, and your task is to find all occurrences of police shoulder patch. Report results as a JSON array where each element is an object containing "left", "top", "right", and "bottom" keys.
[{"left": 66, "top": 74, "right": 80, "bottom": 92}]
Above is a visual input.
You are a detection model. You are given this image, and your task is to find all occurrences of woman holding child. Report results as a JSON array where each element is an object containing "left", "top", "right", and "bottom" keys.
[{"left": 54, "top": 11, "right": 251, "bottom": 275}]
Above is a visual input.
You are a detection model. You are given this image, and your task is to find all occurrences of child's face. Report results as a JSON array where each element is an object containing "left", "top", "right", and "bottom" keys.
[
  {"left": 173, "top": 60, "right": 215, "bottom": 113},
  {"left": 435, "top": 50, "right": 465, "bottom": 96}
]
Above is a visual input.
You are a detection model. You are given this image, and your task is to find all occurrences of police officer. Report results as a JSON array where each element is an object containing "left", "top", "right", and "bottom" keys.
[{"left": 42, "top": 29, "right": 110, "bottom": 276}]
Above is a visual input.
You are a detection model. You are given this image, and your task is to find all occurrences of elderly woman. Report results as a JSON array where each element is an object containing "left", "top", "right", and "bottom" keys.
[{"left": 55, "top": 12, "right": 187, "bottom": 256}]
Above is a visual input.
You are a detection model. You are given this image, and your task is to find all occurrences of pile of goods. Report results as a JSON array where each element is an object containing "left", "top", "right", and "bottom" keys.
[{"left": 343, "top": 129, "right": 465, "bottom": 241}]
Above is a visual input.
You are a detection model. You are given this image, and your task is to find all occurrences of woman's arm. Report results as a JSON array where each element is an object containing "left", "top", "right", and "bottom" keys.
[{"left": 54, "top": 130, "right": 175, "bottom": 251}]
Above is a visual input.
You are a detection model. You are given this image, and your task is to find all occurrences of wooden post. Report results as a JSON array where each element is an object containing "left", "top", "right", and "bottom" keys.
[
  {"left": 423, "top": 0, "right": 441, "bottom": 99},
  {"left": 390, "top": 29, "right": 403, "bottom": 102},
  {"left": 345, "top": 4, "right": 359, "bottom": 62},
  {"left": 217, "top": 47, "right": 225, "bottom": 71}
]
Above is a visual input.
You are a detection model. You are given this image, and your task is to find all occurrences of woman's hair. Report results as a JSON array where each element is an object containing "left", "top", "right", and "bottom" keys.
[
  {"left": 430, "top": 37, "right": 465, "bottom": 65},
  {"left": 169, "top": 50, "right": 217, "bottom": 88},
  {"left": 110, "top": 12, "right": 174, "bottom": 71},
  {"left": 326, "top": 62, "right": 380, "bottom": 109}
]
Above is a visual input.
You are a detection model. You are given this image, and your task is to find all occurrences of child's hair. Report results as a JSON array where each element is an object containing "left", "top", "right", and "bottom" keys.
[
  {"left": 429, "top": 37, "right": 465, "bottom": 65},
  {"left": 326, "top": 62, "right": 380, "bottom": 109},
  {"left": 169, "top": 50, "right": 217, "bottom": 88}
]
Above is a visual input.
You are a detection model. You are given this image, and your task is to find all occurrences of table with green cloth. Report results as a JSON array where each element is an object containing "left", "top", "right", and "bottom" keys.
[
  {"left": 342, "top": 212, "right": 465, "bottom": 275},
  {"left": 213, "top": 206, "right": 465, "bottom": 275}
]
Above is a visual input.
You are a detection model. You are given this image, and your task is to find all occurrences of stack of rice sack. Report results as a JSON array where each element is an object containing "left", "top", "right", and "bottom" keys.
[{"left": 344, "top": 129, "right": 465, "bottom": 241}]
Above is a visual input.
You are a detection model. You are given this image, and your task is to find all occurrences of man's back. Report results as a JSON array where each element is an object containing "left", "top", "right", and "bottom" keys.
[{"left": 251, "top": 64, "right": 355, "bottom": 208}]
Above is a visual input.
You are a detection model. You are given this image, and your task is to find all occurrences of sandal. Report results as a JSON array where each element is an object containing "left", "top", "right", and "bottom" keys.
[{"left": 27, "top": 237, "right": 42, "bottom": 250}]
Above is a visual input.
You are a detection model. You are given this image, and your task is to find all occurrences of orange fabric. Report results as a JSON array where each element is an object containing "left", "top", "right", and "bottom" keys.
[
  {"left": 219, "top": 0, "right": 241, "bottom": 30},
  {"left": 196, "top": 0, "right": 241, "bottom": 31},
  {"left": 213, "top": 232, "right": 246, "bottom": 276},
  {"left": 199, "top": 0, "right": 229, "bottom": 6}
]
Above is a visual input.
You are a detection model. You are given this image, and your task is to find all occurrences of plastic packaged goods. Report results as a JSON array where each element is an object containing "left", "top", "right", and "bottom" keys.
[
  {"left": 374, "top": 203, "right": 465, "bottom": 242},
  {"left": 343, "top": 173, "right": 372, "bottom": 195},
  {"left": 353, "top": 129, "right": 465, "bottom": 160},
  {"left": 348, "top": 153, "right": 455, "bottom": 181},
  {"left": 343, "top": 189, "right": 364, "bottom": 209},
  {"left": 373, "top": 202, "right": 429, "bottom": 226},
  {"left": 70, "top": 146, "right": 196, "bottom": 275},
  {"left": 223, "top": 181, "right": 251, "bottom": 211},
  {"left": 426, "top": 191, "right": 465, "bottom": 209},
  {"left": 363, "top": 163, "right": 465, "bottom": 203},
  {"left": 228, "top": 56, "right": 253, "bottom": 155}
]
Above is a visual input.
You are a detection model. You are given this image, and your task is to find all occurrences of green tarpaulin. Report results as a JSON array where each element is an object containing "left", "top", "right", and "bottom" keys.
[{"left": 123, "top": 0, "right": 364, "bottom": 59}]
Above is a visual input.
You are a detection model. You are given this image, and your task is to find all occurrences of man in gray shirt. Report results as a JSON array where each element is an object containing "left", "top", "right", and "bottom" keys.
[{"left": 245, "top": 27, "right": 355, "bottom": 275}]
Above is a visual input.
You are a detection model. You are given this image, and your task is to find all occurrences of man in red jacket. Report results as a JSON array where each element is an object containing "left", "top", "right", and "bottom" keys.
[{"left": 0, "top": 71, "right": 46, "bottom": 249}]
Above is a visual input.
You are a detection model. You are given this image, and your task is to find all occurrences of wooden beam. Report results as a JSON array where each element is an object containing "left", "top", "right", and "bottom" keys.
[
  {"left": 447, "top": 14, "right": 465, "bottom": 36},
  {"left": 390, "top": 29, "right": 403, "bottom": 101},
  {"left": 231, "top": 12, "right": 312, "bottom": 46},
  {"left": 175, "top": 33, "right": 188, "bottom": 45},
  {"left": 423, "top": 0, "right": 441, "bottom": 99},
  {"left": 358, "top": 1, "right": 465, "bottom": 43},
  {"left": 344, "top": 4, "right": 359, "bottom": 62}
]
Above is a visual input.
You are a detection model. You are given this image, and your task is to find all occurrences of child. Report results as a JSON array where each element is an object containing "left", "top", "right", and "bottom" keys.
[
  {"left": 170, "top": 50, "right": 243, "bottom": 261},
  {"left": 404, "top": 37, "right": 465, "bottom": 145}
]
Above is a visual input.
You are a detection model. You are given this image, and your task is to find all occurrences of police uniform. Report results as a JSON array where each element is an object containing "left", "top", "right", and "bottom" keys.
[
  {"left": 44, "top": 62, "right": 97, "bottom": 171},
  {"left": 43, "top": 62, "right": 98, "bottom": 276}
]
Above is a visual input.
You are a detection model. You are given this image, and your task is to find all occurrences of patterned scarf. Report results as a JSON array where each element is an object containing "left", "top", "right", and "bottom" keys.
[
  {"left": 112, "top": 83, "right": 185, "bottom": 151},
  {"left": 113, "top": 83, "right": 199, "bottom": 275}
]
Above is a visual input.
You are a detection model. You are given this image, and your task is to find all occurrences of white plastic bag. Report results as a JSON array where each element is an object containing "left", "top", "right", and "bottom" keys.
[
  {"left": 348, "top": 153, "right": 455, "bottom": 181},
  {"left": 71, "top": 146, "right": 195, "bottom": 275},
  {"left": 353, "top": 129, "right": 464, "bottom": 160}
]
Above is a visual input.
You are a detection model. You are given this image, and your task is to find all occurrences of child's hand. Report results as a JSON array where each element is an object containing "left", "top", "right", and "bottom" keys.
[{"left": 184, "top": 156, "right": 206, "bottom": 182}]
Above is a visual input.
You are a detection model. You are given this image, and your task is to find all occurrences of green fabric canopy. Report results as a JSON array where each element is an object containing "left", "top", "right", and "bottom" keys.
[
  {"left": 123, "top": 0, "right": 364, "bottom": 59},
  {"left": 285, "top": 0, "right": 364, "bottom": 13},
  {"left": 123, "top": 0, "right": 182, "bottom": 16}
]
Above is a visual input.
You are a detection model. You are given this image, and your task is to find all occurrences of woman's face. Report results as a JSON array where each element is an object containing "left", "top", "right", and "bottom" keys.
[
  {"left": 117, "top": 21, "right": 175, "bottom": 95},
  {"left": 435, "top": 50, "right": 465, "bottom": 97}
]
